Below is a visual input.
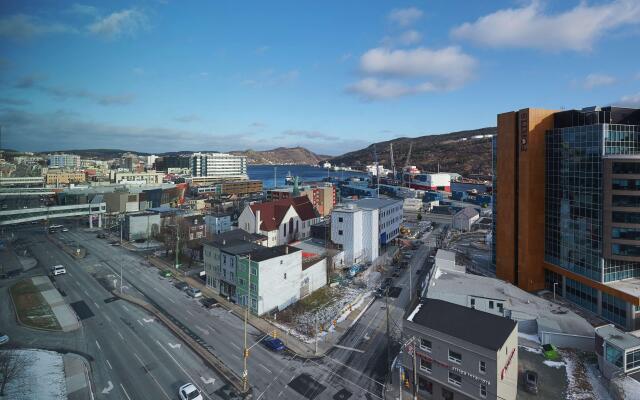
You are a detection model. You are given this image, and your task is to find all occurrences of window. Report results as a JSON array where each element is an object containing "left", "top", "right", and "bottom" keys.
[
  {"left": 418, "top": 377, "right": 432, "bottom": 394},
  {"left": 419, "top": 338, "right": 431, "bottom": 352},
  {"left": 338, "top": 217, "right": 343, "bottom": 222},
  {"left": 480, "top": 384, "right": 487, "bottom": 398},
  {"left": 442, "top": 388, "right": 454, "bottom": 400},
  {"left": 605, "top": 343, "right": 623, "bottom": 368},
  {"left": 250, "top": 283, "right": 256, "bottom": 292},
  {"left": 251, "top": 267, "right": 257, "bottom": 276},
  {"left": 239, "top": 278, "right": 245, "bottom": 286},
  {"left": 448, "top": 371, "right": 462, "bottom": 387},
  {"left": 284, "top": 273, "right": 287, "bottom": 280},
  {"left": 627, "top": 349, "right": 640, "bottom": 371},
  {"left": 497, "top": 303, "right": 504, "bottom": 313},
  {"left": 419, "top": 358, "right": 432, "bottom": 373},
  {"left": 448, "top": 350, "right": 462, "bottom": 364},
  {"left": 470, "top": 298, "right": 475, "bottom": 308},
  {"left": 479, "top": 360, "right": 486, "bottom": 373},
  {"left": 338, "top": 230, "right": 343, "bottom": 235},
  {"left": 489, "top": 301, "right": 494, "bottom": 309}
]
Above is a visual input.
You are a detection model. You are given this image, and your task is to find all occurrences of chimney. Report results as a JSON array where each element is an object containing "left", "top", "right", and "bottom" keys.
[{"left": 255, "top": 209, "right": 261, "bottom": 232}]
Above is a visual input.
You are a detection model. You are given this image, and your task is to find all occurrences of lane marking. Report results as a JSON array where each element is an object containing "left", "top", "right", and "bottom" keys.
[
  {"left": 259, "top": 364, "right": 272, "bottom": 374},
  {"left": 143, "top": 317, "right": 154, "bottom": 323},
  {"left": 83, "top": 290, "right": 89, "bottom": 296},
  {"left": 186, "top": 310, "right": 194, "bottom": 316},
  {"left": 121, "top": 304, "right": 130, "bottom": 312},
  {"left": 200, "top": 376, "right": 216, "bottom": 385},
  {"left": 194, "top": 325, "right": 209, "bottom": 335},
  {"left": 207, "top": 324, "right": 217, "bottom": 333},
  {"left": 333, "top": 344, "right": 365, "bottom": 353},
  {"left": 120, "top": 384, "right": 132, "bottom": 400},
  {"left": 167, "top": 297, "right": 176, "bottom": 304},
  {"left": 104, "top": 315, "right": 111, "bottom": 323},
  {"left": 93, "top": 301, "right": 100, "bottom": 309},
  {"left": 106, "top": 359, "right": 112, "bottom": 369},
  {"left": 168, "top": 342, "right": 181, "bottom": 349},
  {"left": 101, "top": 381, "right": 113, "bottom": 394},
  {"left": 95, "top": 340, "right": 101, "bottom": 351},
  {"left": 118, "top": 331, "right": 124, "bottom": 341},
  {"left": 155, "top": 340, "right": 211, "bottom": 400},
  {"left": 231, "top": 342, "right": 240, "bottom": 350},
  {"left": 137, "top": 319, "right": 144, "bottom": 327}
]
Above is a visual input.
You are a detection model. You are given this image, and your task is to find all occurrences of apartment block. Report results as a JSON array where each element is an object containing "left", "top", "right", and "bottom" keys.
[
  {"left": 403, "top": 299, "right": 518, "bottom": 400},
  {"left": 190, "top": 152, "right": 248, "bottom": 181},
  {"left": 45, "top": 171, "right": 86, "bottom": 185},
  {"left": 495, "top": 106, "right": 640, "bottom": 330},
  {"left": 47, "top": 153, "right": 81, "bottom": 169}
]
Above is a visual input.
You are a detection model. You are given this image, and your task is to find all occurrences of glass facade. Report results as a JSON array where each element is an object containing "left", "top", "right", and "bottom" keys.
[
  {"left": 602, "top": 292, "right": 628, "bottom": 326},
  {"left": 605, "top": 343, "right": 624, "bottom": 368},
  {"left": 627, "top": 349, "right": 640, "bottom": 371},
  {"left": 545, "top": 124, "right": 604, "bottom": 281},
  {"left": 565, "top": 277, "right": 598, "bottom": 312}
]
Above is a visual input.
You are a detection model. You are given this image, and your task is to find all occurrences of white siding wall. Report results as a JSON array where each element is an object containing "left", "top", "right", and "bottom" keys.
[
  {"left": 363, "top": 209, "right": 378, "bottom": 263},
  {"left": 257, "top": 251, "right": 302, "bottom": 315},
  {"left": 238, "top": 207, "right": 256, "bottom": 234},
  {"left": 302, "top": 259, "right": 327, "bottom": 293}
]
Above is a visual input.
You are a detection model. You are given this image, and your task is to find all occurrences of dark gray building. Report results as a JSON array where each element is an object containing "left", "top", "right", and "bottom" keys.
[{"left": 403, "top": 299, "right": 518, "bottom": 400}]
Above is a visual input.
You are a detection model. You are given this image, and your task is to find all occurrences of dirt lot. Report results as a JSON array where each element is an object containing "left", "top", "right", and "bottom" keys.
[{"left": 10, "top": 279, "right": 61, "bottom": 330}]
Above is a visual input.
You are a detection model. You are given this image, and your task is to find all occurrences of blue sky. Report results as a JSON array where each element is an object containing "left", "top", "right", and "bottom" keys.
[{"left": 1, "top": 0, "right": 639, "bottom": 155}]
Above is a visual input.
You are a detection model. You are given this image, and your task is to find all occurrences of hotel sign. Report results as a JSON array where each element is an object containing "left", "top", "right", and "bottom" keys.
[
  {"left": 501, "top": 348, "right": 517, "bottom": 380},
  {"left": 450, "top": 366, "right": 491, "bottom": 386},
  {"left": 519, "top": 109, "right": 529, "bottom": 152}
]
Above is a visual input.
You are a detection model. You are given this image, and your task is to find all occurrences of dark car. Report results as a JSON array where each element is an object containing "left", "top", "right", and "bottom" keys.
[
  {"left": 262, "top": 335, "right": 285, "bottom": 352},
  {"left": 96, "top": 233, "right": 106, "bottom": 239},
  {"left": 524, "top": 370, "right": 538, "bottom": 394},
  {"left": 200, "top": 298, "right": 218, "bottom": 308},
  {"left": 175, "top": 281, "right": 190, "bottom": 291}
]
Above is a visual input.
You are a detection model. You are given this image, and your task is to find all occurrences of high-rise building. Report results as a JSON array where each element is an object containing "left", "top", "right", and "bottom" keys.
[
  {"left": 495, "top": 106, "right": 640, "bottom": 330},
  {"left": 47, "top": 153, "right": 81, "bottom": 169},
  {"left": 190, "top": 152, "right": 248, "bottom": 182}
]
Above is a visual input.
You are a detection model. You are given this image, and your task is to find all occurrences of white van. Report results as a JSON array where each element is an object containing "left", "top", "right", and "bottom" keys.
[{"left": 51, "top": 265, "right": 66, "bottom": 276}]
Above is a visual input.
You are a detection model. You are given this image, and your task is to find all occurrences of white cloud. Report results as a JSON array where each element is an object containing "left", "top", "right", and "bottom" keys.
[
  {"left": 340, "top": 53, "right": 352, "bottom": 63},
  {"left": 282, "top": 130, "right": 339, "bottom": 141},
  {"left": 88, "top": 9, "right": 148, "bottom": 39},
  {"left": 347, "top": 78, "right": 435, "bottom": 100},
  {"left": 617, "top": 93, "right": 640, "bottom": 107},
  {"left": 582, "top": 73, "right": 616, "bottom": 89},
  {"left": 388, "top": 7, "right": 423, "bottom": 27},
  {"left": 360, "top": 46, "right": 475, "bottom": 87},
  {"left": 452, "top": 0, "right": 640, "bottom": 52},
  {"left": 174, "top": 114, "right": 200, "bottom": 123},
  {"left": 14, "top": 75, "right": 134, "bottom": 106},
  {"left": 67, "top": 4, "right": 100, "bottom": 17},
  {"left": 0, "top": 14, "right": 76, "bottom": 39},
  {"left": 241, "top": 69, "right": 299, "bottom": 88},
  {"left": 381, "top": 30, "right": 422, "bottom": 47}
]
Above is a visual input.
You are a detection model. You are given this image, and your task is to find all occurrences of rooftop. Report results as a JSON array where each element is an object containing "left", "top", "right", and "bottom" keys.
[
  {"left": 606, "top": 278, "right": 640, "bottom": 303},
  {"left": 408, "top": 299, "right": 517, "bottom": 351},
  {"left": 247, "top": 245, "right": 301, "bottom": 262},
  {"left": 353, "top": 197, "right": 401, "bottom": 210},
  {"left": 435, "top": 249, "right": 456, "bottom": 262},
  {"left": 595, "top": 324, "right": 640, "bottom": 351},
  {"left": 454, "top": 207, "right": 479, "bottom": 219},
  {"left": 249, "top": 196, "right": 319, "bottom": 231}
]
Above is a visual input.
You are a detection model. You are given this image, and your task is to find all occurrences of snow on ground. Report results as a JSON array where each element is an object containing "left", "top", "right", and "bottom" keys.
[
  {"left": 519, "top": 345, "right": 542, "bottom": 354},
  {"left": 543, "top": 360, "right": 566, "bottom": 369},
  {"left": 584, "top": 363, "right": 613, "bottom": 400},
  {"left": 2, "top": 349, "right": 66, "bottom": 400},
  {"left": 561, "top": 349, "right": 601, "bottom": 400}
]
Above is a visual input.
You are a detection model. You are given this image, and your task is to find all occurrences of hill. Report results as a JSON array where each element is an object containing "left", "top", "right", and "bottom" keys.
[
  {"left": 330, "top": 127, "right": 496, "bottom": 176},
  {"left": 230, "top": 147, "right": 330, "bottom": 165}
]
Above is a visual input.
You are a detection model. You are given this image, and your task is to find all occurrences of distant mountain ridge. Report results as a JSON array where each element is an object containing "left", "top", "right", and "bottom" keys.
[
  {"left": 330, "top": 127, "right": 497, "bottom": 176},
  {"left": 230, "top": 147, "right": 331, "bottom": 165}
]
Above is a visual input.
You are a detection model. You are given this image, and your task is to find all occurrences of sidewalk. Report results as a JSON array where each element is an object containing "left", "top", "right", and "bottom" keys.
[
  {"left": 63, "top": 353, "right": 93, "bottom": 400},
  {"left": 148, "top": 255, "right": 376, "bottom": 358},
  {"left": 31, "top": 275, "right": 80, "bottom": 332}
]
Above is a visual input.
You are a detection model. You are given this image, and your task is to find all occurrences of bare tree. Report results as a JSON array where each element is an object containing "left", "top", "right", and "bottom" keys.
[{"left": 0, "top": 349, "right": 30, "bottom": 396}]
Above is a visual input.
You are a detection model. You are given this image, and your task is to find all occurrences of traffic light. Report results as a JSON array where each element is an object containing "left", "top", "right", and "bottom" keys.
[
  {"left": 272, "top": 330, "right": 277, "bottom": 339},
  {"left": 244, "top": 349, "right": 249, "bottom": 358}
]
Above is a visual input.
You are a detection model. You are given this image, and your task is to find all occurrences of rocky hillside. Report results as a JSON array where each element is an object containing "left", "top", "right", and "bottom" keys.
[
  {"left": 330, "top": 127, "right": 496, "bottom": 176},
  {"left": 231, "top": 147, "right": 330, "bottom": 165}
]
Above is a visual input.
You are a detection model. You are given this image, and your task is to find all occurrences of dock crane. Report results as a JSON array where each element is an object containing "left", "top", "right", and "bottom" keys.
[{"left": 404, "top": 141, "right": 413, "bottom": 187}]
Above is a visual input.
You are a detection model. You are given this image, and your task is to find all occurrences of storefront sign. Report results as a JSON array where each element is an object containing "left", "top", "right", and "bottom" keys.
[
  {"left": 451, "top": 366, "right": 491, "bottom": 386},
  {"left": 519, "top": 109, "right": 529, "bottom": 152},
  {"left": 501, "top": 348, "right": 517, "bottom": 380}
]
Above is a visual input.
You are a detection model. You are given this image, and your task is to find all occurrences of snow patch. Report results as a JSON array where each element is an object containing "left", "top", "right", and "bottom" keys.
[
  {"left": 518, "top": 332, "right": 541, "bottom": 344},
  {"left": 2, "top": 349, "right": 66, "bottom": 400},
  {"left": 407, "top": 304, "right": 422, "bottom": 322},
  {"left": 543, "top": 360, "right": 566, "bottom": 369},
  {"left": 519, "top": 345, "right": 542, "bottom": 354}
]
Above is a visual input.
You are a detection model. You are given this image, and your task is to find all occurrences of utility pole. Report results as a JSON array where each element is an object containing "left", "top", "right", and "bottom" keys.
[
  {"left": 386, "top": 287, "right": 391, "bottom": 385},
  {"left": 120, "top": 216, "right": 123, "bottom": 294},
  {"left": 314, "top": 314, "right": 318, "bottom": 355},
  {"left": 273, "top": 166, "right": 277, "bottom": 188},
  {"left": 175, "top": 217, "right": 180, "bottom": 270},
  {"left": 242, "top": 255, "right": 251, "bottom": 392},
  {"left": 412, "top": 337, "right": 418, "bottom": 400}
]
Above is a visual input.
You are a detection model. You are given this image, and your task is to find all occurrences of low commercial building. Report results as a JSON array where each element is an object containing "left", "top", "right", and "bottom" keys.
[
  {"left": 112, "top": 171, "right": 164, "bottom": 185},
  {"left": 45, "top": 171, "right": 86, "bottom": 185},
  {"left": 595, "top": 324, "right": 640, "bottom": 379},
  {"left": 434, "top": 249, "right": 460, "bottom": 272},
  {"left": 403, "top": 299, "right": 518, "bottom": 400},
  {"left": 331, "top": 203, "right": 378, "bottom": 266},
  {"left": 124, "top": 212, "right": 160, "bottom": 241},
  {"left": 453, "top": 207, "right": 480, "bottom": 231},
  {"left": 238, "top": 196, "right": 321, "bottom": 247},
  {"left": 266, "top": 183, "right": 336, "bottom": 216},
  {"left": 236, "top": 245, "right": 327, "bottom": 315}
]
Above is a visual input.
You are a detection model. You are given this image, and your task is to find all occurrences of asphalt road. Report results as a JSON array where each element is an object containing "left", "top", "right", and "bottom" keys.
[
  {"left": 57, "top": 227, "right": 384, "bottom": 400},
  {"left": 1, "top": 227, "right": 227, "bottom": 400}
]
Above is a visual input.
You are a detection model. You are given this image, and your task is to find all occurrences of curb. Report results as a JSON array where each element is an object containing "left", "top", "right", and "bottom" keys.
[{"left": 8, "top": 278, "right": 65, "bottom": 333}]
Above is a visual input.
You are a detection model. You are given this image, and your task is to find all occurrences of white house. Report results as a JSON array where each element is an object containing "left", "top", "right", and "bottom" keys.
[
  {"left": 452, "top": 207, "right": 480, "bottom": 231},
  {"left": 204, "top": 212, "right": 232, "bottom": 234},
  {"left": 237, "top": 196, "right": 321, "bottom": 247},
  {"left": 235, "top": 245, "right": 327, "bottom": 315}
]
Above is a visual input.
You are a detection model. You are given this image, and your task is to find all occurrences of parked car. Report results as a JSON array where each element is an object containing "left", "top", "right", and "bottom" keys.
[
  {"left": 200, "top": 298, "right": 218, "bottom": 308},
  {"left": 262, "top": 335, "right": 285, "bottom": 352},
  {"left": 524, "top": 370, "right": 538, "bottom": 394},
  {"left": 178, "top": 383, "right": 203, "bottom": 400},
  {"left": 62, "top": 228, "right": 69, "bottom": 232},
  {"left": 542, "top": 344, "right": 560, "bottom": 360},
  {"left": 51, "top": 265, "right": 66, "bottom": 276},
  {"left": 0, "top": 269, "right": 21, "bottom": 279},
  {"left": 160, "top": 270, "right": 173, "bottom": 278},
  {"left": 0, "top": 332, "right": 9, "bottom": 345},
  {"left": 109, "top": 241, "right": 120, "bottom": 246},
  {"left": 96, "top": 233, "right": 106, "bottom": 239},
  {"left": 174, "top": 281, "right": 189, "bottom": 291},
  {"left": 186, "top": 288, "right": 202, "bottom": 298}
]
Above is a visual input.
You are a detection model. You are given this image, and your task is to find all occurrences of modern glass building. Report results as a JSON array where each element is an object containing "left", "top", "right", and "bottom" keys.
[{"left": 496, "top": 106, "right": 640, "bottom": 331}]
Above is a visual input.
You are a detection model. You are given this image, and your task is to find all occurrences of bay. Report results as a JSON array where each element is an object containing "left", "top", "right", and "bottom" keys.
[{"left": 248, "top": 165, "right": 368, "bottom": 189}]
